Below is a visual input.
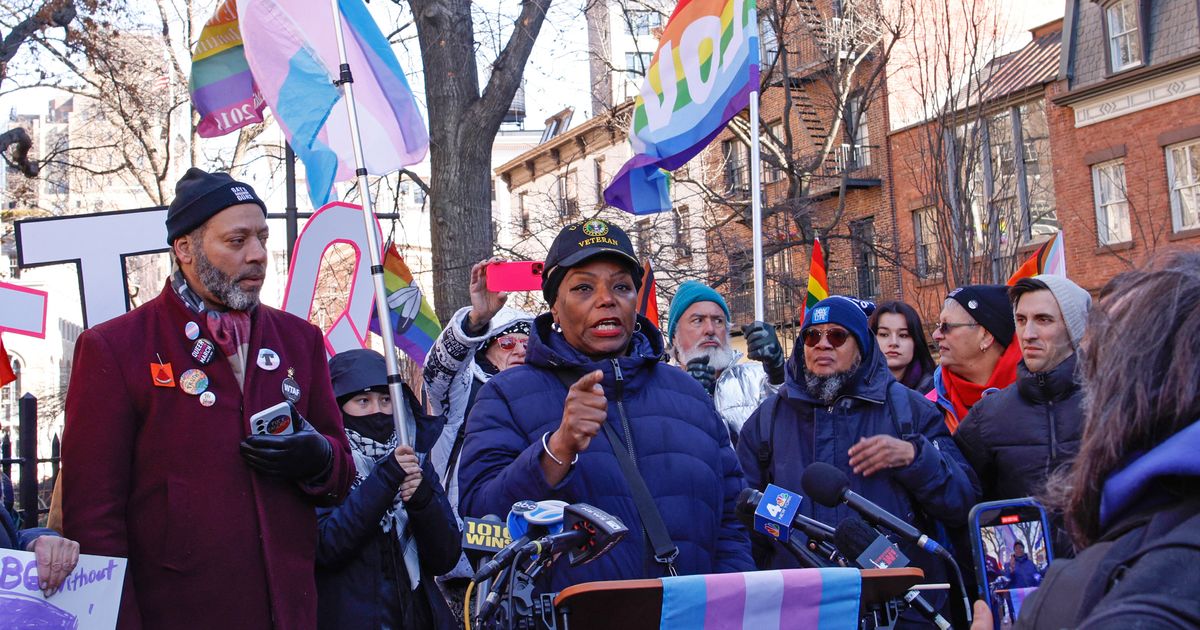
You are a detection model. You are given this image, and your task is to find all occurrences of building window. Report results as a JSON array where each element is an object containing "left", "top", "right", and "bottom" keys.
[
  {"left": 850, "top": 217, "right": 879, "bottom": 298},
  {"left": 557, "top": 170, "right": 578, "bottom": 218},
  {"left": 518, "top": 192, "right": 530, "bottom": 234},
  {"left": 763, "top": 122, "right": 784, "bottom": 183},
  {"left": 672, "top": 206, "right": 692, "bottom": 257},
  {"left": 627, "top": 9, "right": 662, "bottom": 36},
  {"left": 636, "top": 219, "right": 651, "bottom": 260},
  {"left": 845, "top": 95, "right": 870, "bottom": 168},
  {"left": 593, "top": 158, "right": 605, "bottom": 206},
  {"left": 1020, "top": 100, "right": 1059, "bottom": 238},
  {"left": 1092, "top": 160, "right": 1132, "bottom": 245},
  {"left": 722, "top": 139, "right": 749, "bottom": 195},
  {"left": 760, "top": 16, "right": 779, "bottom": 69},
  {"left": 1105, "top": 0, "right": 1142, "bottom": 72},
  {"left": 625, "top": 52, "right": 653, "bottom": 84},
  {"left": 1166, "top": 140, "right": 1200, "bottom": 232},
  {"left": 913, "top": 207, "right": 941, "bottom": 278}
]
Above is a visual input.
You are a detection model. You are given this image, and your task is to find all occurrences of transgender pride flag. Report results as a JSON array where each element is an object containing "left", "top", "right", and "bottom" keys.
[
  {"left": 659, "top": 568, "right": 861, "bottom": 630},
  {"left": 236, "top": 0, "right": 428, "bottom": 207},
  {"left": 604, "top": 0, "right": 759, "bottom": 215}
]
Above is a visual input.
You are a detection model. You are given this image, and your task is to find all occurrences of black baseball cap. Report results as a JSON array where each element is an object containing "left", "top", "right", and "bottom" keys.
[{"left": 541, "top": 218, "right": 642, "bottom": 305}]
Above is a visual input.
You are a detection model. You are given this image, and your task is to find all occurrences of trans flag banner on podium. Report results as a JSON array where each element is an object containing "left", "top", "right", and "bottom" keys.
[
  {"left": 659, "top": 568, "right": 861, "bottom": 630},
  {"left": 603, "top": 0, "right": 759, "bottom": 215}
]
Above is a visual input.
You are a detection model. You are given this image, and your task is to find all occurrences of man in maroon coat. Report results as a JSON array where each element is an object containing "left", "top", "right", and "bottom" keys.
[{"left": 61, "top": 168, "right": 354, "bottom": 629}]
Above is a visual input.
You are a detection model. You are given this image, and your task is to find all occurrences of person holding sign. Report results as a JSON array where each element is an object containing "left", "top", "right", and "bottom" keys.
[
  {"left": 458, "top": 218, "right": 753, "bottom": 592},
  {"left": 1, "top": 473, "right": 79, "bottom": 596},
  {"left": 318, "top": 349, "right": 460, "bottom": 629},
  {"left": 61, "top": 168, "right": 354, "bottom": 629}
]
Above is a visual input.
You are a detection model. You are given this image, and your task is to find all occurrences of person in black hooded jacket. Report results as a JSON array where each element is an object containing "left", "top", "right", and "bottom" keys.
[
  {"left": 955, "top": 275, "right": 1091, "bottom": 558},
  {"left": 317, "top": 349, "right": 461, "bottom": 630}
]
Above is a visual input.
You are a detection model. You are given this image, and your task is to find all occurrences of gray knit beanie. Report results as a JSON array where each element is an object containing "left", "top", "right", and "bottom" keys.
[{"left": 1029, "top": 274, "right": 1092, "bottom": 349}]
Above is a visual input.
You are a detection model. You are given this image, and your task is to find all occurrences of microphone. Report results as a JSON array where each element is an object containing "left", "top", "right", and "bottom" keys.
[
  {"left": 803, "top": 462, "right": 971, "bottom": 624},
  {"left": 835, "top": 517, "right": 951, "bottom": 630},
  {"left": 472, "top": 500, "right": 567, "bottom": 582},
  {"left": 800, "top": 462, "right": 951, "bottom": 560},
  {"left": 734, "top": 487, "right": 841, "bottom": 568},
  {"left": 519, "top": 503, "right": 629, "bottom": 566}
]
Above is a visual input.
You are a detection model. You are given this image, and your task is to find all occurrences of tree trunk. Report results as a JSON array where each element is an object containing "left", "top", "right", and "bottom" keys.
[{"left": 407, "top": 0, "right": 552, "bottom": 323}]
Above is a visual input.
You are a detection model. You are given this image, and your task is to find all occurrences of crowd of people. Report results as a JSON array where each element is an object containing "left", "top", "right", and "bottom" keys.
[{"left": 7, "top": 168, "right": 1189, "bottom": 629}]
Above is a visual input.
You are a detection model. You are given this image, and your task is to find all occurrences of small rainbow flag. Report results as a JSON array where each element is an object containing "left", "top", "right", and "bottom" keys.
[
  {"left": 368, "top": 243, "right": 441, "bottom": 367},
  {"left": 189, "top": 0, "right": 266, "bottom": 138},
  {"left": 805, "top": 237, "right": 829, "bottom": 316},
  {"left": 659, "top": 568, "right": 861, "bottom": 630},
  {"left": 637, "top": 259, "right": 660, "bottom": 329},
  {"left": 1007, "top": 231, "right": 1066, "bottom": 285},
  {"left": 603, "top": 0, "right": 759, "bottom": 214}
]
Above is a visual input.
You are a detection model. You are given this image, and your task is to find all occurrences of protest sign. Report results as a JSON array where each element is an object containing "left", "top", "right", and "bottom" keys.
[{"left": 0, "top": 550, "right": 127, "bottom": 629}]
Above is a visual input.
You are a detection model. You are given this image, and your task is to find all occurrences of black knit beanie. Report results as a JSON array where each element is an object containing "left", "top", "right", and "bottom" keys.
[{"left": 166, "top": 167, "right": 267, "bottom": 244}]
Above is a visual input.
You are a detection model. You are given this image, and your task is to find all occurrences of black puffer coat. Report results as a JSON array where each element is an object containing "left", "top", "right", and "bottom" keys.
[{"left": 955, "top": 354, "right": 1084, "bottom": 557}]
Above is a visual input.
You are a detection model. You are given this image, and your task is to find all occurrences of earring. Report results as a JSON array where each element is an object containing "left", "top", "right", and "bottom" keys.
[
  {"left": 634, "top": 322, "right": 642, "bottom": 333},
  {"left": 551, "top": 321, "right": 562, "bottom": 333}
]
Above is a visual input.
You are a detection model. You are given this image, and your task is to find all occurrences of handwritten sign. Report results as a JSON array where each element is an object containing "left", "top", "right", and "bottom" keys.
[{"left": 0, "top": 550, "right": 127, "bottom": 630}]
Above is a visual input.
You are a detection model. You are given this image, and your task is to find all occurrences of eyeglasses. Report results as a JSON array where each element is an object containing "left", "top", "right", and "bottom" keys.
[
  {"left": 935, "top": 322, "right": 980, "bottom": 335},
  {"left": 802, "top": 327, "right": 851, "bottom": 348},
  {"left": 495, "top": 335, "right": 528, "bottom": 351}
]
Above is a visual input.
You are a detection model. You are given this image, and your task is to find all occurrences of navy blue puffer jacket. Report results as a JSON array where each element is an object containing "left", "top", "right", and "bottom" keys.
[{"left": 458, "top": 314, "right": 754, "bottom": 591}]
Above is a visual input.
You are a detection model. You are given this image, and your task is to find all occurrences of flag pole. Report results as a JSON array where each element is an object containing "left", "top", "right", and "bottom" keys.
[
  {"left": 748, "top": 89, "right": 765, "bottom": 321},
  {"left": 328, "top": 0, "right": 410, "bottom": 447}
]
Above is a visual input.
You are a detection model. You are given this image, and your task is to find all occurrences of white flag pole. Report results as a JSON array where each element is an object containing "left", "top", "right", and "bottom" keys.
[
  {"left": 748, "top": 88, "right": 765, "bottom": 321},
  {"left": 328, "top": 0, "right": 410, "bottom": 447}
]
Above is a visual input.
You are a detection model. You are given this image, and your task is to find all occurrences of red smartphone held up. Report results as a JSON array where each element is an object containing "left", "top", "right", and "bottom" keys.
[{"left": 486, "top": 261, "right": 545, "bottom": 292}]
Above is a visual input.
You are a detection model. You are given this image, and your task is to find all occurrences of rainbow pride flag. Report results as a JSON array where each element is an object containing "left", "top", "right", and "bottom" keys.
[
  {"left": 1007, "top": 231, "right": 1066, "bottom": 285},
  {"left": 190, "top": 0, "right": 266, "bottom": 138},
  {"left": 368, "top": 243, "right": 441, "bottom": 367},
  {"left": 237, "top": 0, "right": 429, "bottom": 207},
  {"left": 659, "top": 568, "right": 860, "bottom": 630},
  {"left": 805, "top": 237, "right": 829, "bottom": 316},
  {"left": 604, "top": 0, "right": 759, "bottom": 214}
]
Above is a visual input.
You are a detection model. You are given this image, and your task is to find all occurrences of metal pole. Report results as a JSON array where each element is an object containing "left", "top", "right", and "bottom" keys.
[
  {"left": 18, "top": 393, "right": 37, "bottom": 528},
  {"left": 749, "top": 90, "right": 766, "bottom": 321},
  {"left": 285, "top": 142, "right": 298, "bottom": 265},
  {"left": 328, "top": 0, "right": 410, "bottom": 446}
]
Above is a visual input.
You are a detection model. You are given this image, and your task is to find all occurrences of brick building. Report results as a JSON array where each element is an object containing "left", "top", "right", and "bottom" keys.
[{"left": 1048, "top": 0, "right": 1200, "bottom": 293}]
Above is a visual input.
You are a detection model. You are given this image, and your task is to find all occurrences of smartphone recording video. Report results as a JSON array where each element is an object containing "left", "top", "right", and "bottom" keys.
[{"left": 969, "top": 499, "right": 1053, "bottom": 629}]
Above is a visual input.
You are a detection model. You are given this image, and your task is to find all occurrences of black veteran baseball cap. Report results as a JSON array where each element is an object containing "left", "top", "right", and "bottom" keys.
[{"left": 541, "top": 218, "right": 642, "bottom": 305}]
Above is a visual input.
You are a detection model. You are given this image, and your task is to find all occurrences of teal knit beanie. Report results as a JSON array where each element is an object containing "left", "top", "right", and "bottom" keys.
[{"left": 668, "top": 281, "right": 730, "bottom": 341}]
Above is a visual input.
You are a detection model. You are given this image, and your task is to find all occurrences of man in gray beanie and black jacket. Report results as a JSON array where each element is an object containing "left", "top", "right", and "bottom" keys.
[{"left": 955, "top": 274, "right": 1092, "bottom": 558}]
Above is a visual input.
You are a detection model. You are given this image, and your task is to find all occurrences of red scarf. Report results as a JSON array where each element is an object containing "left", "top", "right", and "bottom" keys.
[
  {"left": 206, "top": 310, "right": 251, "bottom": 357},
  {"left": 941, "top": 339, "right": 1022, "bottom": 433}
]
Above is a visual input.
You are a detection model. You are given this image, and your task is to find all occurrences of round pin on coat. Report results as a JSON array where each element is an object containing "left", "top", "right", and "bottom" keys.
[
  {"left": 282, "top": 367, "right": 301, "bottom": 403},
  {"left": 185, "top": 321, "right": 201, "bottom": 340},
  {"left": 199, "top": 391, "right": 216, "bottom": 407},
  {"left": 179, "top": 369, "right": 209, "bottom": 395},
  {"left": 257, "top": 348, "right": 280, "bottom": 371},
  {"left": 191, "top": 338, "right": 216, "bottom": 365}
]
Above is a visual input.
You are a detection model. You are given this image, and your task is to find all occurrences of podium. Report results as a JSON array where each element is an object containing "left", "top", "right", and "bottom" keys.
[{"left": 552, "top": 568, "right": 923, "bottom": 630}]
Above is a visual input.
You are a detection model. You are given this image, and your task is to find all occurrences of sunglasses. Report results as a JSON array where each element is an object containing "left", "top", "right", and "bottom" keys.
[
  {"left": 935, "top": 322, "right": 980, "bottom": 335},
  {"left": 494, "top": 335, "right": 528, "bottom": 351},
  {"left": 802, "top": 327, "right": 851, "bottom": 348}
]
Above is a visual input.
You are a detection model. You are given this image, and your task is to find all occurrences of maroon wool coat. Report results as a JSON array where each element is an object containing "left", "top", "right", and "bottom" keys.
[{"left": 61, "top": 282, "right": 354, "bottom": 629}]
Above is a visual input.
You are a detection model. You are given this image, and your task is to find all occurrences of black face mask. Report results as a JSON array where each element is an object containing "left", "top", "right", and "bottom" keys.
[{"left": 342, "top": 412, "right": 394, "bottom": 443}]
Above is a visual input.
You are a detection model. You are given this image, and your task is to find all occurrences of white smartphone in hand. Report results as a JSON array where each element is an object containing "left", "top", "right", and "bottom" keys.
[{"left": 250, "top": 401, "right": 295, "bottom": 436}]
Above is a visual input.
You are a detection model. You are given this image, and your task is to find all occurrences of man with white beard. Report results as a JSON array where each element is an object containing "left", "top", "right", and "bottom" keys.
[{"left": 667, "top": 281, "right": 786, "bottom": 439}]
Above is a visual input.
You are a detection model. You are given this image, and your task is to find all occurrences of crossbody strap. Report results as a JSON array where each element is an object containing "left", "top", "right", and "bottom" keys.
[{"left": 551, "top": 369, "right": 679, "bottom": 575}]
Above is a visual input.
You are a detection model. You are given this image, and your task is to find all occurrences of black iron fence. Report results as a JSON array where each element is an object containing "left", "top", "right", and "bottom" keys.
[{"left": 1, "top": 393, "right": 60, "bottom": 528}]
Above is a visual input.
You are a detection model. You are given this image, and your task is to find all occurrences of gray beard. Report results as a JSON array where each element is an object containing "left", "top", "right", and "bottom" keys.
[
  {"left": 803, "top": 355, "right": 862, "bottom": 405},
  {"left": 194, "top": 247, "right": 262, "bottom": 311},
  {"left": 675, "top": 341, "right": 736, "bottom": 372}
]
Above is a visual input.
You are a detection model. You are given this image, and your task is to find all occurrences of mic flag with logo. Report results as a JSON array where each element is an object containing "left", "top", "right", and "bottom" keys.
[
  {"left": 236, "top": 0, "right": 429, "bottom": 207},
  {"left": 603, "top": 0, "right": 759, "bottom": 215}
]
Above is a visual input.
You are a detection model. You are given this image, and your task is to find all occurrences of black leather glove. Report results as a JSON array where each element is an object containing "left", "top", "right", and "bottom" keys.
[
  {"left": 685, "top": 356, "right": 717, "bottom": 395},
  {"left": 743, "top": 321, "right": 786, "bottom": 385},
  {"left": 240, "top": 403, "right": 333, "bottom": 482}
]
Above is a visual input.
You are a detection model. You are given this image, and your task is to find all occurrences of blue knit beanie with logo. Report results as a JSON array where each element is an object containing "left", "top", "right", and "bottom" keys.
[{"left": 801, "top": 296, "right": 875, "bottom": 359}]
